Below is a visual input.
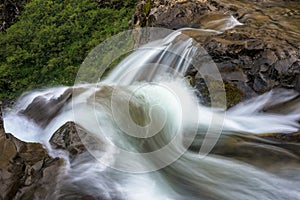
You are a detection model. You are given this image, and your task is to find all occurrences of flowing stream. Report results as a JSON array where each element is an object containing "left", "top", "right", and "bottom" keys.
[{"left": 3, "top": 15, "right": 300, "bottom": 199}]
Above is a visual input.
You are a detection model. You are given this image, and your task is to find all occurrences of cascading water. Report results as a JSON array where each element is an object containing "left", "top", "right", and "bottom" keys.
[{"left": 3, "top": 16, "right": 300, "bottom": 200}]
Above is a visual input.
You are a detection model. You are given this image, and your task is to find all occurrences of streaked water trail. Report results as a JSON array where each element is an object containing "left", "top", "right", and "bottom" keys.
[{"left": 3, "top": 16, "right": 300, "bottom": 199}]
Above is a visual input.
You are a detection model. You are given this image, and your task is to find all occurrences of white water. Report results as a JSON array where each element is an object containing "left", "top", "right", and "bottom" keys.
[{"left": 3, "top": 16, "right": 300, "bottom": 199}]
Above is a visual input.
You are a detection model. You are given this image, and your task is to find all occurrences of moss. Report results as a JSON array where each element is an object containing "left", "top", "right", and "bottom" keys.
[
  {"left": 224, "top": 81, "right": 243, "bottom": 108},
  {"left": 191, "top": 75, "right": 243, "bottom": 108},
  {"left": 142, "top": 0, "right": 152, "bottom": 16},
  {"left": 258, "top": 132, "right": 300, "bottom": 143},
  {"left": 185, "top": 75, "right": 195, "bottom": 87}
]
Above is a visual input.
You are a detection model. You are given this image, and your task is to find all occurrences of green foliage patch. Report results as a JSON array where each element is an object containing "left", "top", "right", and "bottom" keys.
[{"left": 0, "top": 0, "right": 137, "bottom": 99}]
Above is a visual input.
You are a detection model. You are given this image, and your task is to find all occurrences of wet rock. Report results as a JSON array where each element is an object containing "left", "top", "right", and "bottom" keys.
[
  {"left": 0, "top": 120, "right": 104, "bottom": 200},
  {"left": 20, "top": 88, "right": 72, "bottom": 127},
  {"left": 49, "top": 122, "right": 107, "bottom": 199},
  {"left": 50, "top": 121, "right": 106, "bottom": 161},
  {"left": 132, "top": 0, "right": 300, "bottom": 105},
  {"left": 210, "top": 133, "right": 300, "bottom": 171},
  {"left": 0, "top": 111, "right": 63, "bottom": 200},
  {"left": 0, "top": 129, "right": 64, "bottom": 200},
  {"left": 259, "top": 132, "right": 300, "bottom": 144},
  {"left": 190, "top": 90, "right": 300, "bottom": 169},
  {"left": 50, "top": 122, "right": 89, "bottom": 159},
  {"left": 131, "top": 0, "right": 216, "bottom": 29},
  {"left": 203, "top": 29, "right": 300, "bottom": 95}
]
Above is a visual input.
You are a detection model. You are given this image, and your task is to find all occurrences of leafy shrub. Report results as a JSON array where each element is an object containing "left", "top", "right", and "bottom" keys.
[{"left": 0, "top": 0, "right": 137, "bottom": 99}]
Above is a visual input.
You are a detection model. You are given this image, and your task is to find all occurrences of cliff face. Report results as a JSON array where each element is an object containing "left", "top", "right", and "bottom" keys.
[{"left": 131, "top": 0, "right": 300, "bottom": 104}]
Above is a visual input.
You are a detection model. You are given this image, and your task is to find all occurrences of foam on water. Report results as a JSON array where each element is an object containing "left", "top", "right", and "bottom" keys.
[{"left": 3, "top": 16, "right": 300, "bottom": 200}]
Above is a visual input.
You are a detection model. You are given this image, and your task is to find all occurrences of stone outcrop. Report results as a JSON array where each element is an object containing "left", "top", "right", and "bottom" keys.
[
  {"left": 50, "top": 122, "right": 89, "bottom": 159},
  {"left": 0, "top": 111, "right": 64, "bottom": 200},
  {"left": 1, "top": 0, "right": 300, "bottom": 198},
  {"left": 131, "top": 0, "right": 300, "bottom": 105},
  {"left": 49, "top": 122, "right": 105, "bottom": 199},
  {"left": 210, "top": 132, "right": 300, "bottom": 170},
  {"left": 0, "top": 134, "right": 64, "bottom": 200},
  {"left": 21, "top": 88, "right": 72, "bottom": 128},
  {"left": 0, "top": 118, "right": 99, "bottom": 199}
]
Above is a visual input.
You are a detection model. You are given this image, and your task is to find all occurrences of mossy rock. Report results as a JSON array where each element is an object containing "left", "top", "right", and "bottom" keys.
[{"left": 189, "top": 74, "right": 243, "bottom": 108}]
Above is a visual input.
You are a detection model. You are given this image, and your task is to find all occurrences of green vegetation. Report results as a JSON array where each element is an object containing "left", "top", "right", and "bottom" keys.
[
  {"left": 193, "top": 76, "right": 243, "bottom": 108},
  {"left": 0, "top": 0, "right": 137, "bottom": 99}
]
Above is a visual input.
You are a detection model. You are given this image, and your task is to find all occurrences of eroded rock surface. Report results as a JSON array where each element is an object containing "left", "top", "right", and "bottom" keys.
[
  {"left": 0, "top": 113, "right": 64, "bottom": 200},
  {"left": 131, "top": 0, "right": 300, "bottom": 106},
  {"left": 0, "top": 138, "right": 63, "bottom": 200},
  {"left": 50, "top": 122, "right": 89, "bottom": 159},
  {"left": 49, "top": 122, "right": 108, "bottom": 199},
  {"left": 21, "top": 88, "right": 72, "bottom": 128}
]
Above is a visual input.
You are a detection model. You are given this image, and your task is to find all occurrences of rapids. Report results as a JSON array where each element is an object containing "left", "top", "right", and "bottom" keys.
[{"left": 3, "top": 15, "right": 300, "bottom": 200}]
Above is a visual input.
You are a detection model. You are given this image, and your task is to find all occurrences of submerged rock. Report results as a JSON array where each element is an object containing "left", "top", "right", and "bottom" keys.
[{"left": 210, "top": 133, "right": 300, "bottom": 171}]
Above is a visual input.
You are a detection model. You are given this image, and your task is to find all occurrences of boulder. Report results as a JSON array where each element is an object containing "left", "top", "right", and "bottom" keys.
[
  {"left": 49, "top": 121, "right": 106, "bottom": 160},
  {"left": 49, "top": 122, "right": 107, "bottom": 199},
  {"left": 20, "top": 88, "right": 72, "bottom": 128},
  {"left": 131, "top": 0, "right": 214, "bottom": 29},
  {"left": 50, "top": 122, "right": 88, "bottom": 159}
]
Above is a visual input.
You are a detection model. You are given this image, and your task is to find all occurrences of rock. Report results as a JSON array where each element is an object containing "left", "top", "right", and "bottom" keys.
[
  {"left": 210, "top": 132, "right": 300, "bottom": 170},
  {"left": 259, "top": 132, "right": 300, "bottom": 144},
  {"left": 0, "top": 116, "right": 64, "bottom": 200},
  {"left": 20, "top": 88, "right": 72, "bottom": 127},
  {"left": 50, "top": 121, "right": 106, "bottom": 160},
  {"left": 50, "top": 122, "right": 89, "bottom": 159},
  {"left": 49, "top": 122, "right": 107, "bottom": 199},
  {"left": 202, "top": 27, "right": 300, "bottom": 96},
  {"left": 190, "top": 90, "right": 300, "bottom": 169},
  {"left": 131, "top": 0, "right": 214, "bottom": 29},
  {"left": 0, "top": 120, "right": 103, "bottom": 199},
  {"left": 131, "top": 0, "right": 300, "bottom": 106}
]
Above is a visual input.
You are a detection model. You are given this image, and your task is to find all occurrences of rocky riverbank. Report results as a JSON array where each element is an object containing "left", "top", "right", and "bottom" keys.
[
  {"left": 2, "top": 116, "right": 300, "bottom": 199},
  {"left": 0, "top": 116, "right": 103, "bottom": 199},
  {"left": 1, "top": 0, "right": 300, "bottom": 199},
  {"left": 0, "top": 110, "right": 63, "bottom": 199},
  {"left": 131, "top": 0, "right": 300, "bottom": 105}
]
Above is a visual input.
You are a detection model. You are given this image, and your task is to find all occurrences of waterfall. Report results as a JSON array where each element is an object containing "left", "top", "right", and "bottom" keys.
[{"left": 3, "top": 16, "right": 300, "bottom": 200}]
